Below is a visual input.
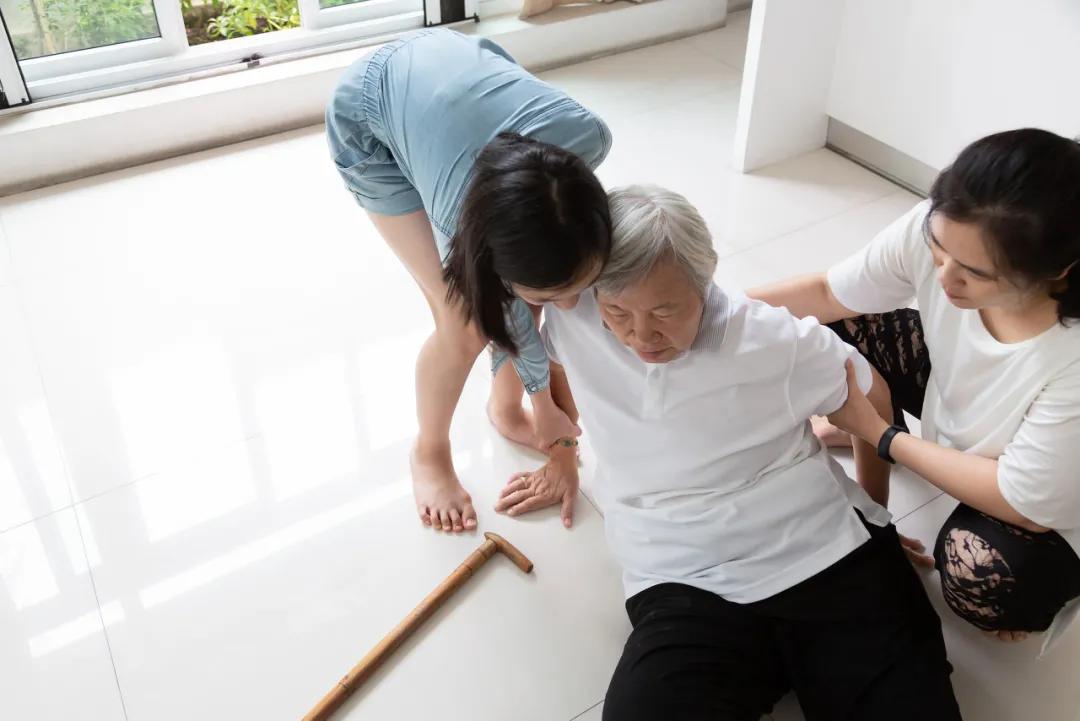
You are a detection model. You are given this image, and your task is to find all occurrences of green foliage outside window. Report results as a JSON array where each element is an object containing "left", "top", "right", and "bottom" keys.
[
  {"left": 6, "top": 0, "right": 157, "bottom": 58},
  {"left": 5, "top": 0, "right": 368, "bottom": 57}
]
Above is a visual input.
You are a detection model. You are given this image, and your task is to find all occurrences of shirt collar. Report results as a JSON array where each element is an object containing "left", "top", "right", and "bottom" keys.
[{"left": 690, "top": 283, "right": 730, "bottom": 352}]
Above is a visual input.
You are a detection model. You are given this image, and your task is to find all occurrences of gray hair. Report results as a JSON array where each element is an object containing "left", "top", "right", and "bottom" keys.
[{"left": 597, "top": 185, "right": 718, "bottom": 296}]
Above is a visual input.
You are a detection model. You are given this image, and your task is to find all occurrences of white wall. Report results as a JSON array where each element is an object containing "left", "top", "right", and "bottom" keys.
[
  {"left": 733, "top": 0, "right": 845, "bottom": 172},
  {"left": 828, "top": 0, "right": 1080, "bottom": 171}
]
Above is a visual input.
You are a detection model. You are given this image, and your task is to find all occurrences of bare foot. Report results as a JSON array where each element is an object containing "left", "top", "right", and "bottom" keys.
[
  {"left": 487, "top": 400, "right": 544, "bottom": 452},
  {"left": 812, "top": 415, "right": 853, "bottom": 448},
  {"left": 410, "top": 444, "right": 477, "bottom": 533},
  {"left": 984, "top": 630, "right": 1030, "bottom": 643}
]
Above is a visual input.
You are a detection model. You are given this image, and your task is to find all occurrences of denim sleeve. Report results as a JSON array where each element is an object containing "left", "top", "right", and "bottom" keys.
[{"left": 490, "top": 297, "right": 550, "bottom": 394}]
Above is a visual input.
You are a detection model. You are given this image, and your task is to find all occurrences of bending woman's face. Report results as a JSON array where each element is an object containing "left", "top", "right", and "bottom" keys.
[{"left": 511, "top": 256, "right": 605, "bottom": 310}]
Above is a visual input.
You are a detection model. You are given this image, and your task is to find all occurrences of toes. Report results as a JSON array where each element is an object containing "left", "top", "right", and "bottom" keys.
[
  {"left": 449, "top": 509, "right": 464, "bottom": 533},
  {"left": 418, "top": 507, "right": 433, "bottom": 526},
  {"left": 438, "top": 509, "right": 452, "bottom": 532},
  {"left": 463, "top": 501, "right": 478, "bottom": 530},
  {"left": 988, "top": 630, "right": 1029, "bottom": 643}
]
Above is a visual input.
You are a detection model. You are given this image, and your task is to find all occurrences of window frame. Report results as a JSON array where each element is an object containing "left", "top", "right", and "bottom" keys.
[
  {"left": 14, "top": 0, "right": 188, "bottom": 83},
  {"left": 3, "top": 0, "right": 429, "bottom": 102},
  {"left": 298, "top": 0, "right": 421, "bottom": 31},
  {"left": 0, "top": 4, "right": 30, "bottom": 107}
]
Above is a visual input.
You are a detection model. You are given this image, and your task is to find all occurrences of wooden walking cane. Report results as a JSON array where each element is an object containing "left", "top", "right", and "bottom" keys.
[{"left": 302, "top": 532, "right": 534, "bottom": 721}]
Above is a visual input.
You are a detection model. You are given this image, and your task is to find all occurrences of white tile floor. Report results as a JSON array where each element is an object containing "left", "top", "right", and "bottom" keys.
[{"left": 1, "top": 11, "right": 1077, "bottom": 721}]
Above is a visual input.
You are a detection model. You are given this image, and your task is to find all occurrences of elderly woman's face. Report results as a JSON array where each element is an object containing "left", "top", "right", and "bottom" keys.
[{"left": 596, "top": 258, "right": 705, "bottom": 364}]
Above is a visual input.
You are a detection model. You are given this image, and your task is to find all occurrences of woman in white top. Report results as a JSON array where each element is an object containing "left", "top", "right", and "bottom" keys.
[{"left": 753, "top": 129, "right": 1080, "bottom": 645}]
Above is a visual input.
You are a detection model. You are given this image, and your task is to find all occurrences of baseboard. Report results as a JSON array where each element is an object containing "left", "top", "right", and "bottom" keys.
[{"left": 826, "top": 118, "right": 936, "bottom": 197}]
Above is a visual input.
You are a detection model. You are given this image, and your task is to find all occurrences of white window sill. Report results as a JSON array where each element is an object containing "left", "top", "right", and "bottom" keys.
[{"left": 0, "top": 0, "right": 724, "bottom": 196}]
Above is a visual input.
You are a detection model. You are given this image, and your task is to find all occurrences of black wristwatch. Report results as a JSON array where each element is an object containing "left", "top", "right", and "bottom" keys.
[{"left": 876, "top": 425, "right": 906, "bottom": 464}]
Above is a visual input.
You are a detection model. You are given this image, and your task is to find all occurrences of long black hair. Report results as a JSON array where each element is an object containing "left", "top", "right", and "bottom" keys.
[
  {"left": 928, "top": 128, "right": 1080, "bottom": 324},
  {"left": 443, "top": 133, "right": 612, "bottom": 353}
]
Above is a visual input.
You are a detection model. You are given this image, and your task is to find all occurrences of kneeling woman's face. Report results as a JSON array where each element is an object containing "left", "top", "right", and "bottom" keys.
[{"left": 927, "top": 212, "right": 1024, "bottom": 311}]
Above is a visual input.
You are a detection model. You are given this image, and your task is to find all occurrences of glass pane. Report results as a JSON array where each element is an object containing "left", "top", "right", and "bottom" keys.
[
  {"left": 0, "top": 0, "right": 161, "bottom": 61},
  {"left": 319, "top": 0, "right": 364, "bottom": 8},
  {"left": 182, "top": 0, "right": 299, "bottom": 46}
]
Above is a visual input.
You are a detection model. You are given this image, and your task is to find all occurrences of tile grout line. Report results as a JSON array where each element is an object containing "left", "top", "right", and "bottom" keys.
[
  {"left": 73, "top": 432, "right": 265, "bottom": 508},
  {"left": 0, "top": 432, "right": 265, "bottom": 538},
  {"left": 581, "top": 490, "right": 601, "bottom": 516},
  {"left": 2, "top": 259, "right": 259, "bottom": 719},
  {"left": 0, "top": 208, "right": 15, "bottom": 288},
  {"left": 6, "top": 255, "right": 79, "bottom": 514},
  {"left": 7, "top": 261, "right": 132, "bottom": 718},
  {"left": 893, "top": 490, "right": 947, "bottom": 524},
  {"left": 72, "top": 503, "right": 131, "bottom": 721},
  {"left": 716, "top": 184, "right": 913, "bottom": 263},
  {"left": 0, "top": 502, "right": 77, "bottom": 537},
  {"left": 568, "top": 698, "right": 604, "bottom": 721},
  {"left": 679, "top": 25, "right": 747, "bottom": 76},
  {"left": 684, "top": 18, "right": 750, "bottom": 75}
]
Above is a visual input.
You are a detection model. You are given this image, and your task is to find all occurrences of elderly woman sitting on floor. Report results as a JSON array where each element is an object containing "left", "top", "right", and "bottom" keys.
[{"left": 497, "top": 185, "right": 963, "bottom": 721}]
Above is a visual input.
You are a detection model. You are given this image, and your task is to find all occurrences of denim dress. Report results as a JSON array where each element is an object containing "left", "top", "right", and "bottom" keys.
[{"left": 325, "top": 28, "right": 612, "bottom": 393}]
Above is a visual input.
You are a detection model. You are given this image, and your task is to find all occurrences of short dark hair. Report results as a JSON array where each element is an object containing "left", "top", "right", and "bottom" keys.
[
  {"left": 929, "top": 128, "right": 1080, "bottom": 324},
  {"left": 444, "top": 133, "right": 612, "bottom": 353}
]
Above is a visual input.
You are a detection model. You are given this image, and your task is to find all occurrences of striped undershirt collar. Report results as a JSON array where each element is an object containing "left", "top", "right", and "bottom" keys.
[{"left": 690, "top": 283, "right": 731, "bottom": 352}]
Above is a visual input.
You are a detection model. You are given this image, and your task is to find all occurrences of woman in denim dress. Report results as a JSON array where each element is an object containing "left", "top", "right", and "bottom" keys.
[{"left": 326, "top": 29, "right": 612, "bottom": 533}]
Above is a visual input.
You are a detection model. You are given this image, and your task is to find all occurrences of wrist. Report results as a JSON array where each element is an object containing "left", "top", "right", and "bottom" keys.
[
  {"left": 548, "top": 436, "right": 578, "bottom": 459},
  {"left": 857, "top": 415, "right": 892, "bottom": 445},
  {"left": 875, "top": 423, "right": 907, "bottom": 464},
  {"left": 549, "top": 444, "right": 579, "bottom": 479}
]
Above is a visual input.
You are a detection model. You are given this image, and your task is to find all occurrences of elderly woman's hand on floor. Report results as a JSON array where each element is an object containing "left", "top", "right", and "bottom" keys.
[{"left": 496, "top": 441, "right": 580, "bottom": 528}]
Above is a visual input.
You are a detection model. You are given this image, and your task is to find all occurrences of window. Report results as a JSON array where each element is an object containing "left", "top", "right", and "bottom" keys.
[
  {"left": 9, "top": 1, "right": 165, "bottom": 60},
  {"left": 0, "top": 5, "right": 30, "bottom": 107},
  {"left": 2, "top": 0, "right": 187, "bottom": 80},
  {"left": 0, "top": 0, "right": 427, "bottom": 103},
  {"left": 299, "top": 0, "right": 419, "bottom": 30}
]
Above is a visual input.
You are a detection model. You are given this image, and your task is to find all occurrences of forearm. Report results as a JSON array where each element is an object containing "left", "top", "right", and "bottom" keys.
[
  {"left": 748, "top": 273, "right": 855, "bottom": 324},
  {"left": 853, "top": 437, "right": 890, "bottom": 507},
  {"left": 504, "top": 298, "right": 551, "bottom": 394},
  {"left": 853, "top": 367, "right": 893, "bottom": 506},
  {"left": 548, "top": 362, "right": 579, "bottom": 425},
  {"left": 531, "top": 382, "right": 582, "bottom": 450},
  {"left": 859, "top": 416, "right": 1047, "bottom": 531}
]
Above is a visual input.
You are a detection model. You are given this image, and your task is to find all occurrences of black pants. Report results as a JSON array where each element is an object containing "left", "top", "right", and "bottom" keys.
[
  {"left": 603, "top": 522, "right": 961, "bottom": 721},
  {"left": 829, "top": 311, "right": 1080, "bottom": 632}
]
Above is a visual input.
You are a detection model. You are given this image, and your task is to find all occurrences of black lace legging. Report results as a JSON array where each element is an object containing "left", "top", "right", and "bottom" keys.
[{"left": 828, "top": 311, "right": 1080, "bottom": 632}]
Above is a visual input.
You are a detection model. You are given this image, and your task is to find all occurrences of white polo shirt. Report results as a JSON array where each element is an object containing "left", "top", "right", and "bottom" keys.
[{"left": 542, "top": 285, "right": 890, "bottom": 603}]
